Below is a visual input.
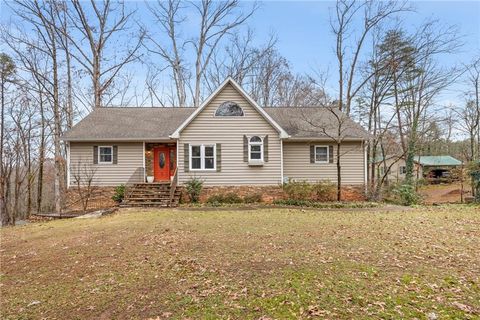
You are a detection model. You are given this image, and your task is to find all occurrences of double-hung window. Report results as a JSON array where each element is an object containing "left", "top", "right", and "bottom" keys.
[
  {"left": 248, "top": 136, "right": 263, "bottom": 162},
  {"left": 190, "top": 144, "right": 216, "bottom": 170},
  {"left": 99, "top": 146, "right": 113, "bottom": 164},
  {"left": 400, "top": 166, "right": 407, "bottom": 174},
  {"left": 314, "top": 145, "right": 329, "bottom": 163}
]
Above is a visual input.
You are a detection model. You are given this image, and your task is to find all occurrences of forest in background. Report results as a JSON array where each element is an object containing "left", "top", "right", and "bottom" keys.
[{"left": 1, "top": 0, "right": 479, "bottom": 225}]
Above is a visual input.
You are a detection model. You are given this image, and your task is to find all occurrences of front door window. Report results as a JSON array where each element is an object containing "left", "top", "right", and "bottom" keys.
[{"left": 159, "top": 152, "right": 166, "bottom": 168}]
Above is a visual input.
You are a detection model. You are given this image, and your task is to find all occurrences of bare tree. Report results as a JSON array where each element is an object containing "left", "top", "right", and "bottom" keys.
[
  {"left": 66, "top": 0, "right": 144, "bottom": 109},
  {"left": 145, "top": 0, "right": 189, "bottom": 107},
  {"left": 190, "top": 0, "right": 257, "bottom": 106},
  {"left": 71, "top": 162, "right": 97, "bottom": 212},
  {"left": 0, "top": 53, "right": 16, "bottom": 225},
  {"left": 464, "top": 56, "right": 480, "bottom": 161},
  {"left": 8, "top": 0, "right": 63, "bottom": 214},
  {"left": 299, "top": 105, "right": 365, "bottom": 201},
  {"left": 399, "top": 22, "right": 461, "bottom": 184},
  {"left": 331, "top": 0, "right": 410, "bottom": 115}
]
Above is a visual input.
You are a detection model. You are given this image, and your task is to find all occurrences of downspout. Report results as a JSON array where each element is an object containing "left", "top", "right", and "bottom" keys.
[
  {"left": 280, "top": 139, "right": 284, "bottom": 184},
  {"left": 363, "top": 141, "right": 367, "bottom": 194},
  {"left": 66, "top": 141, "right": 70, "bottom": 188},
  {"left": 142, "top": 141, "right": 146, "bottom": 182},
  {"left": 176, "top": 137, "right": 180, "bottom": 185}
]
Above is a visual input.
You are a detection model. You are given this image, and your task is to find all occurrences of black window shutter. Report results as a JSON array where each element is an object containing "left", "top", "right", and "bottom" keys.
[
  {"left": 243, "top": 135, "right": 248, "bottom": 162},
  {"left": 216, "top": 143, "right": 221, "bottom": 172},
  {"left": 184, "top": 144, "right": 189, "bottom": 172},
  {"left": 264, "top": 135, "right": 269, "bottom": 162},
  {"left": 329, "top": 145, "right": 334, "bottom": 163},
  {"left": 310, "top": 145, "right": 315, "bottom": 163},
  {"left": 113, "top": 145, "right": 118, "bottom": 164},
  {"left": 93, "top": 146, "right": 98, "bottom": 164}
]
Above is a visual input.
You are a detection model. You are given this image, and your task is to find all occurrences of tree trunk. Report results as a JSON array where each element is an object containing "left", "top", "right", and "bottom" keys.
[
  {"left": 52, "top": 42, "right": 62, "bottom": 214},
  {"left": 0, "top": 77, "right": 7, "bottom": 225},
  {"left": 93, "top": 53, "right": 101, "bottom": 108},
  {"left": 336, "top": 142, "right": 342, "bottom": 201}
]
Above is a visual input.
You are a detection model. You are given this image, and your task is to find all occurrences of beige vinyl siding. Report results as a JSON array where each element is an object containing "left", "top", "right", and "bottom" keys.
[
  {"left": 178, "top": 83, "right": 282, "bottom": 186},
  {"left": 377, "top": 158, "right": 422, "bottom": 182},
  {"left": 283, "top": 141, "right": 365, "bottom": 185},
  {"left": 69, "top": 142, "right": 144, "bottom": 187}
]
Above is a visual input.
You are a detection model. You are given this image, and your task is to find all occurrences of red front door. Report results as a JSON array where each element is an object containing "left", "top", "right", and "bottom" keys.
[{"left": 153, "top": 147, "right": 170, "bottom": 181}]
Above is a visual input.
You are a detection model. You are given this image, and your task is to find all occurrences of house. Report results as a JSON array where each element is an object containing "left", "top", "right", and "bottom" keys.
[
  {"left": 374, "top": 155, "right": 462, "bottom": 183},
  {"left": 62, "top": 78, "right": 369, "bottom": 205}
]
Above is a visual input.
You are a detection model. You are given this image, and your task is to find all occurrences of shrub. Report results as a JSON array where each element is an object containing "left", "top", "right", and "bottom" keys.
[
  {"left": 244, "top": 192, "right": 263, "bottom": 203},
  {"left": 206, "top": 194, "right": 224, "bottom": 205},
  {"left": 223, "top": 192, "right": 243, "bottom": 204},
  {"left": 185, "top": 177, "right": 203, "bottom": 203},
  {"left": 112, "top": 184, "right": 126, "bottom": 203},
  {"left": 312, "top": 180, "right": 336, "bottom": 201},
  {"left": 272, "top": 199, "right": 379, "bottom": 209},
  {"left": 282, "top": 179, "right": 312, "bottom": 200},
  {"left": 392, "top": 184, "right": 422, "bottom": 206},
  {"left": 206, "top": 192, "right": 243, "bottom": 204}
]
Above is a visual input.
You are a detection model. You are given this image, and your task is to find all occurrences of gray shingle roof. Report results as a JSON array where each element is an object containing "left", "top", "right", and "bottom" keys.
[
  {"left": 61, "top": 107, "right": 195, "bottom": 141},
  {"left": 61, "top": 106, "right": 368, "bottom": 141},
  {"left": 264, "top": 107, "right": 369, "bottom": 140}
]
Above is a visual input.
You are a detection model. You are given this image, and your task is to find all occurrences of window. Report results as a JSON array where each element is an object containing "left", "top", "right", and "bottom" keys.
[
  {"left": 99, "top": 146, "right": 113, "bottom": 164},
  {"left": 215, "top": 101, "right": 244, "bottom": 116},
  {"left": 315, "top": 145, "right": 329, "bottom": 163},
  {"left": 249, "top": 136, "right": 263, "bottom": 162},
  {"left": 400, "top": 166, "right": 407, "bottom": 174},
  {"left": 190, "top": 144, "right": 216, "bottom": 170}
]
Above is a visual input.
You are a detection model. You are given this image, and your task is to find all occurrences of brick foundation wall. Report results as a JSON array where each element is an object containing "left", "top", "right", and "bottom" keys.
[
  {"left": 181, "top": 184, "right": 366, "bottom": 204},
  {"left": 65, "top": 186, "right": 117, "bottom": 212}
]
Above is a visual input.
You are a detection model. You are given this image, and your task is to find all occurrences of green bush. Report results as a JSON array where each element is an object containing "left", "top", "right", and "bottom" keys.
[
  {"left": 282, "top": 180, "right": 313, "bottom": 200},
  {"left": 312, "top": 180, "right": 336, "bottom": 201},
  {"left": 185, "top": 177, "right": 203, "bottom": 203},
  {"left": 392, "top": 184, "right": 422, "bottom": 206},
  {"left": 112, "top": 184, "right": 126, "bottom": 203},
  {"left": 244, "top": 193, "right": 263, "bottom": 203}
]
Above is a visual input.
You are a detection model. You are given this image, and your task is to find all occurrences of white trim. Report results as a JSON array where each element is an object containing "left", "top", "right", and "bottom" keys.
[
  {"left": 363, "top": 142, "right": 368, "bottom": 192},
  {"left": 189, "top": 144, "right": 216, "bottom": 171},
  {"left": 248, "top": 136, "right": 264, "bottom": 163},
  {"left": 142, "top": 141, "right": 146, "bottom": 181},
  {"left": 170, "top": 77, "right": 289, "bottom": 139},
  {"left": 66, "top": 141, "right": 71, "bottom": 188},
  {"left": 98, "top": 146, "right": 113, "bottom": 164},
  {"left": 314, "top": 145, "right": 329, "bottom": 164},
  {"left": 280, "top": 139, "right": 284, "bottom": 183}
]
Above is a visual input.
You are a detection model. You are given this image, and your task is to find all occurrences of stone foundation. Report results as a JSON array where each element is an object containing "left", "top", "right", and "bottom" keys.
[
  {"left": 181, "top": 184, "right": 366, "bottom": 204},
  {"left": 65, "top": 187, "right": 117, "bottom": 212}
]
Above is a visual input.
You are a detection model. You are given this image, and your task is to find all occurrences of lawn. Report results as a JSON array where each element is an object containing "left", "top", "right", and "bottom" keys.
[{"left": 1, "top": 206, "right": 479, "bottom": 319}]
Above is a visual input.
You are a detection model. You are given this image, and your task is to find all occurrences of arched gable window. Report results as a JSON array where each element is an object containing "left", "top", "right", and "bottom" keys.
[{"left": 214, "top": 101, "right": 244, "bottom": 116}]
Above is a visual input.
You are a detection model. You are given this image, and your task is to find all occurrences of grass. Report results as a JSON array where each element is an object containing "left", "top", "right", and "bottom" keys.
[{"left": 1, "top": 205, "right": 479, "bottom": 319}]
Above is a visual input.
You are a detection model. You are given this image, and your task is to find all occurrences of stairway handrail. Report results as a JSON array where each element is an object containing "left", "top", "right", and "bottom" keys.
[{"left": 169, "top": 167, "right": 178, "bottom": 207}]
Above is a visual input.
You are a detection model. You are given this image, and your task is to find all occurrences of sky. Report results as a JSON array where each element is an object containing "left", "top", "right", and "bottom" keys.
[
  {"left": 246, "top": 1, "right": 480, "bottom": 102},
  {"left": 1, "top": 0, "right": 479, "bottom": 108}
]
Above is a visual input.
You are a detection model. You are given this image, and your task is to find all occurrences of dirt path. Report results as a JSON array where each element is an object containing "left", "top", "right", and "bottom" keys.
[{"left": 419, "top": 183, "right": 471, "bottom": 204}]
